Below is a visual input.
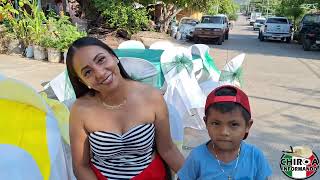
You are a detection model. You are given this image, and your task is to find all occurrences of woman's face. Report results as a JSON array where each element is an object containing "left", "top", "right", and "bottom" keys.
[{"left": 72, "top": 45, "right": 121, "bottom": 93}]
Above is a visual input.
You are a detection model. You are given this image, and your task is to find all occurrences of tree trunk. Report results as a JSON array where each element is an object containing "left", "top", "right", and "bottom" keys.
[{"left": 159, "top": 3, "right": 183, "bottom": 33}]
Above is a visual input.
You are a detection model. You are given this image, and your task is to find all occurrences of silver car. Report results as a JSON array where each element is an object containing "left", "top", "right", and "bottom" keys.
[
  {"left": 176, "top": 17, "right": 199, "bottom": 40},
  {"left": 253, "top": 18, "right": 266, "bottom": 31}
]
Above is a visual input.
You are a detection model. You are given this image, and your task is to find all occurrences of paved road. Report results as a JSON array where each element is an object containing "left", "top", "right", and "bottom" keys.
[{"left": 178, "top": 15, "right": 320, "bottom": 179}]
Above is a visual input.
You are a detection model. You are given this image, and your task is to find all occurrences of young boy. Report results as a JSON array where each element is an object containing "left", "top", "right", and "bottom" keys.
[{"left": 178, "top": 85, "right": 272, "bottom": 180}]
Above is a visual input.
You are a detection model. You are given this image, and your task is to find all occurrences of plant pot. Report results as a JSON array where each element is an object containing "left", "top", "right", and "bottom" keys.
[
  {"left": 47, "top": 48, "right": 61, "bottom": 63},
  {"left": 8, "top": 39, "right": 23, "bottom": 55},
  {"left": 25, "top": 45, "right": 34, "bottom": 58},
  {"left": 0, "top": 37, "right": 8, "bottom": 54},
  {"left": 63, "top": 51, "right": 67, "bottom": 64},
  {"left": 33, "top": 45, "right": 46, "bottom": 60}
]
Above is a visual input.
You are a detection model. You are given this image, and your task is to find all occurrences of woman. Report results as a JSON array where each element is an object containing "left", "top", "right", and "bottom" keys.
[{"left": 66, "top": 37, "right": 184, "bottom": 180}]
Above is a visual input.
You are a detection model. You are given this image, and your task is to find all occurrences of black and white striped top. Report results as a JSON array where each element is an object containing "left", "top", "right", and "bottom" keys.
[{"left": 88, "top": 123, "right": 156, "bottom": 180}]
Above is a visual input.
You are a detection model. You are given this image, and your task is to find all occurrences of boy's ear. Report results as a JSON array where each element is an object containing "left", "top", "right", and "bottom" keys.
[
  {"left": 245, "top": 119, "right": 253, "bottom": 133},
  {"left": 203, "top": 116, "right": 207, "bottom": 122}
]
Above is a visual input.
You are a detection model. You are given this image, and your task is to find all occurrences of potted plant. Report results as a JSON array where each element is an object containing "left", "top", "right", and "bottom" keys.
[
  {"left": 18, "top": 6, "right": 34, "bottom": 58},
  {"left": 43, "top": 17, "right": 61, "bottom": 63},
  {"left": 56, "top": 15, "right": 87, "bottom": 63},
  {"left": 25, "top": 0, "right": 48, "bottom": 60},
  {"left": 43, "top": 35, "right": 61, "bottom": 63},
  {"left": 0, "top": 25, "right": 9, "bottom": 54},
  {"left": 43, "top": 14, "right": 87, "bottom": 63},
  {"left": 0, "top": 2, "right": 24, "bottom": 55}
]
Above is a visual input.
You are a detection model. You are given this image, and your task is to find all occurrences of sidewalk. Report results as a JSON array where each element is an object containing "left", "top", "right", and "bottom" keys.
[{"left": 0, "top": 54, "right": 65, "bottom": 91}]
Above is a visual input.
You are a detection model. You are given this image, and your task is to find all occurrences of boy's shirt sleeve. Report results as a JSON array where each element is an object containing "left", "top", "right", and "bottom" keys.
[
  {"left": 177, "top": 150, "right": 199, "bottom": 180},
  {"left": 255, "top": 148, "right": 272, "bottom": 180}
]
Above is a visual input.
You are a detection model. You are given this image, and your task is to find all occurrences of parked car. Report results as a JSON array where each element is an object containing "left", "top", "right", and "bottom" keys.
[
  {"left": 176, "top": 17, "right": 199, "bottom": 40},
  {"left": 253, "top": 18, "right": 266, "bottom": 31},
  {"left": 295, "top": 13, "right": 320, "bottom": 51},
  {"left": 259, "top": 17, "right": 293, "bottom": 43},
  {"left": 192, "top": 14, "right": 230, "bottom": 45},
  {"left": 167, "top": 19, "right": 178, "bottom": 37},
  {"left": 250, "top": 12, "right": 262, "bottom": 25}
]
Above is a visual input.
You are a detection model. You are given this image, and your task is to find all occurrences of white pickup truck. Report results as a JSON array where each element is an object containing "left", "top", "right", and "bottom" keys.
[{"left": 259, "top": 17, "right": 293, "bottom": 43}]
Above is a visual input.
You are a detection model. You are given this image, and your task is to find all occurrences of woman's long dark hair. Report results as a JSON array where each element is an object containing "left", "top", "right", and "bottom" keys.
[{"left": 66, "top": 37, "right": 131, "bottom": 98}]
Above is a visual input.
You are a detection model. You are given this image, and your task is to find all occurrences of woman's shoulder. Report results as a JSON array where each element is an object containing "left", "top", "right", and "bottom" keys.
[
  {"left": 131, "top": 81, "right": 163, "bottom": 100},
  {"left": 70, "top": 95, "right": 96, "bottom": 114}
]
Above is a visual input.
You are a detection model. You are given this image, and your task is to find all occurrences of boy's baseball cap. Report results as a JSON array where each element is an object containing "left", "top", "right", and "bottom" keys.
[{"left": 205, "top": 85, "right": 251, "bottom": 139}]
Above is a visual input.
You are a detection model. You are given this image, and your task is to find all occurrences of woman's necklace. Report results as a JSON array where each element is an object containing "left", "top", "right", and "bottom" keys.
[
  {"left": 100, "top": 97, "right": 127, "bottom": 110},
  {"left": 213, "top": 144, "right": 241, "bottom": 180}
]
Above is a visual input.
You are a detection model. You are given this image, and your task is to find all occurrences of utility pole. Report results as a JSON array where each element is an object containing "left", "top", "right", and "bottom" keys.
[
  {"left": 267, "top": 0, "right": 269, "bottom": 17},
  {"left": 262, "top": 0, "right": 264, "bottom": 14}
]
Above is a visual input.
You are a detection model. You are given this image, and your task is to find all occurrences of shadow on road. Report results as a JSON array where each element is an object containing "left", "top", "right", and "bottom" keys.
[
  {"left": 222, "top": 33, "right": 319, "bottom": 59},
  {"left": 277, "top": 86, "right": 320, "bottom": 97},
  {"left": 249, "top": 95, "right": 320, "bottom": 110}
]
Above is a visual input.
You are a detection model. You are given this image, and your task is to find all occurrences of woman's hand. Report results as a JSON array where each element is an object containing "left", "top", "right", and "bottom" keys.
[
  {"left": 152, "top": 90, "right": 185, "bottom": 172},
  {"left": 69, "top": 101, "right": 97, "bottom": 180}
]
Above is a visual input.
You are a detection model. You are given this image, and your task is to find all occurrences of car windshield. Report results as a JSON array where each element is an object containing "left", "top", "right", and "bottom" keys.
[
  {"left": 256, "top": 20, "right": 265, "bottom": 24},
  {"left": 180, "top": 19, "right": 197, "bottom": 25},
  {"left": 266, "top": 18, "right": 288, "bottom": 24},
  {"left": 201, "top": 16, "right": 222, "bottom": 24},
  {"left": 303, "top": 14, "right": 320, "bottom": 24}
]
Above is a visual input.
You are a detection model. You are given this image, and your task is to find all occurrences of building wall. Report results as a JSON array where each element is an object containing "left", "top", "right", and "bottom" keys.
[{"left": 176, "top": 9, "right": 203, "bottom": 21}]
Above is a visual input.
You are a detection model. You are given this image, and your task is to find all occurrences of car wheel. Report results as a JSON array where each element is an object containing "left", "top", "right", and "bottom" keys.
[
  {"left": 302, "top": 37, "right": 311, "bottom": 51},
  {"left": 297, "top": 35, "right": 302, "bottom": 45},
  {"left": 285, "top": 37, "right": 291, "bottom": 43},
  {"left": 225, "top": 32, "right": 229, "bottom": 40},
  {"left": 222, "top": 34, "right": 225, "bottom": 42},
  {"left": 259, "top": 33, "right": 265, "bottom": 41},
  {"left": 194, "top": 36, "right": 200, "bottom": 44},
  {"left": 217, "top": 36, "right": 223, "bottom": 45}
]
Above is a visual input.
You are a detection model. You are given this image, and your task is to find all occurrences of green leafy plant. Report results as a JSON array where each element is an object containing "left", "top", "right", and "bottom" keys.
[
  {"left": 0, "top": 0, "right": 20, "bottom": 40},
  {"left": 43, "top": 14, "right": 86, "bottom": 51},
  {"left": 1, "top": 0, "right": 48, "bottom": 46},
  {"left": 57, "top": 15, "right": 86, "bottom": 51},
  {"left": 24, "top": 0, "right": 47, "bottom": 46},
  {"left": 92, "top": 0, "right": 149, "bottom": 34}
]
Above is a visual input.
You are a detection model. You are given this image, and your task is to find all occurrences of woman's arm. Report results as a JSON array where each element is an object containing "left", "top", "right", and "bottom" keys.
[
  {"left": 153, "top": 90, "right": 185, "bottom": 173},
  {"left": 69, "top": 103, "right": 97, "bottom": 180}
]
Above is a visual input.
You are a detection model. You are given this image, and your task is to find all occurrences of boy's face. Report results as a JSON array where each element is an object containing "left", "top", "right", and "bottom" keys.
[{"left": 204, "top": 107, "right": 253, "bottom": 151}]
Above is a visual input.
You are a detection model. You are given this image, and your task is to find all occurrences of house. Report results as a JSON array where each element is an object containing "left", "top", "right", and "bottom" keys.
[
  {"left": 176, "top": 8, "right": 202, "bottom": 21},
  {"left": 147, "top": 2, "right": 202, "bottom": 24}
]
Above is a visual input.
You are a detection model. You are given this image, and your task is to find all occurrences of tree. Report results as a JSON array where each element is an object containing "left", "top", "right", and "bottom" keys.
[
  {"left": 206, "top": 0, "right": 220, "bottom": 15},
  {"left": 92, "top": 0, "right": 149, "bottom": 35},
  {"left": 219, "top": 0, "right": 239, "bottom": 20},
  {"left": 138, "top": 0, "right": 227, "bottom": 32},
  {"left": 204, "top": 0, "right": 239, "bottom": 20},
  {"left": 249, "top": 0, "right": 281, "bottom": 16},
  {"left": 275, "top": 0, "right": 306, "bottom": 29}
]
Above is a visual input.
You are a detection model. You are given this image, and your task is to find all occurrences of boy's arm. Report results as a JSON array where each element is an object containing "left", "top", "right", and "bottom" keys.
[{"left": 177, "top": 151, "right": 199, "bottom": 180}]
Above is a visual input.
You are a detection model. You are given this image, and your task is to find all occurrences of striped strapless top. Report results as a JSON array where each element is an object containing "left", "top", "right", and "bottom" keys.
[{"left": 88, "top": 123, "right": 155, "bottom": 180}]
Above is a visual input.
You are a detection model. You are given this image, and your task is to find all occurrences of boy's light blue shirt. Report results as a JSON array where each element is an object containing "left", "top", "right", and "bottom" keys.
[{"left": 178, "top": 141, "right": 272, "bottom": 180}]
